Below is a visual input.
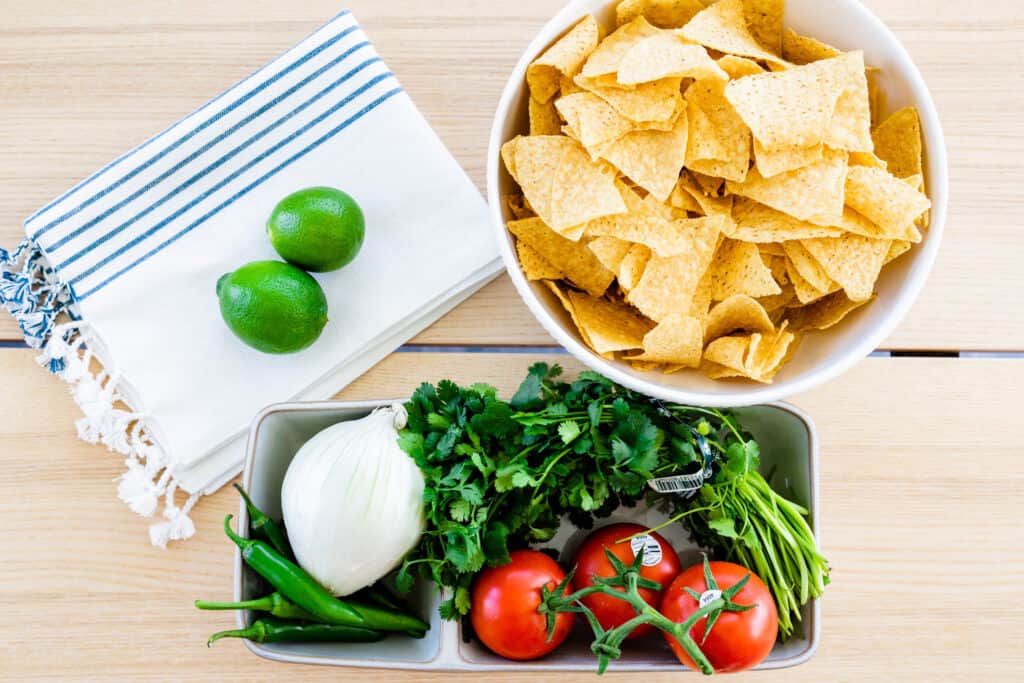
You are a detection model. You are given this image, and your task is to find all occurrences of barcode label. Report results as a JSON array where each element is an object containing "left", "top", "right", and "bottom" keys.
[{"left": 648, "top": 471, "right": 707, "bottom": 494}]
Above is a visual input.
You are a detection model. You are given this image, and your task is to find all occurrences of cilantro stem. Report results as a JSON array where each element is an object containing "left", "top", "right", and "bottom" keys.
[
  {"left": 529, "top": 448, "right": 570, "bottom": 506},
  {"left": 630, "top": 504, "right": 721, "bottom": 539}
]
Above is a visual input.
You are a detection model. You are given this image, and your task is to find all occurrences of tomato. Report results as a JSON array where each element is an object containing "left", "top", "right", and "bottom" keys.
[
  {"left": 572, "top": 523, "right": 682, "bottom": 639},
  {"left": 470, "top": 549, "right": 574, "bottom": 660},
  {"left": 660, "top": 561, "right": 778, "bottom": 673}
]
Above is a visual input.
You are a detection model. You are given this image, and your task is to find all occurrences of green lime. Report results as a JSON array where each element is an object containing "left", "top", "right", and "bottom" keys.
[
  {"left": 217, "top": 261, "right": 328, "bottom": 354},
  {"left": 267, "top": 187, "right": 365, "bottom": 272}
]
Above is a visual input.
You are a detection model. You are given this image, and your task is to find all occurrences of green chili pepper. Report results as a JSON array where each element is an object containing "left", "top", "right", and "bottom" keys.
[
  {"left": 223, "top": 515, "right": 364, "bottom": 627},
  {"left": 233, "top": 484, "right": 291, "bottom": 558},
  {"left": 353, "top": 585, "right": 403, "bottom": 612},
  {"left": 207, "top": 617, "right": 384, "bottom": 647},
  {"left": 347, "top": 599, "right": 429, "bottom": 639},
  {"left": 194, "top": 592, "right": 316, "bottom": 621}
]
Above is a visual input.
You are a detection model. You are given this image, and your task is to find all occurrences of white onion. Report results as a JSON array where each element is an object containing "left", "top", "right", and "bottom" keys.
[{"left": 281, "top": 405, "right": 424, "bottom": 596}]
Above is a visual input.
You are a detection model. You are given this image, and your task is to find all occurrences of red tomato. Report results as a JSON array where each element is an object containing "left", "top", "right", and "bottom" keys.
[
  {"left": 660, "top": 561, "right": 778, "bottom": 673},
  {"left": 572, "top": 523, "right": 682, "bottom": 639},
  {"left": 470, "top": 549, "right": 574, "bottom": 660}
]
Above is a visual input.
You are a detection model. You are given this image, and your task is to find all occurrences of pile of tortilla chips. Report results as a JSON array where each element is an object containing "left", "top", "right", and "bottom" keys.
[{"left": 502, "top": 0, "right": 931, "bottom": 383}]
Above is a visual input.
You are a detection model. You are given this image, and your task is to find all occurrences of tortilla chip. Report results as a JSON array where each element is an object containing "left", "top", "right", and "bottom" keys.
[
  {"left": 685, "top": 78, "right": 752, "bottom": 183},
  {"left": 745, "top": 0, "right": 784, "bottom": 54},
  {"left": 587, "top": 235, "right": 633, "bottom": 272},
  {"left": 678, "top": 172, "right": 735, "bottom": 216},
  {"left": 678, "top": 0, "right": 788, "bottom": 68},
  {"left": 834, "top": 205, "right": 921, "bottom": 243},
  {"left": 544, "top": 280, "right": 591, "bottom": 346},
  {"left": 618, "top": 34, "right": 728, "bottom": 84},
  {"left": 781, "top": 28, "right": 840, "bottom": 64},
  {"left": 728, "top": 198, "right": 844, "bottom": 242},
  {"left": 596, "top": 107, "right": 689, "bottom": 200},
  {"left": 508, "top": 217, "right": 616, "bottom": 296},
  {"left": 504, "top": 136, "right": 629, "bottom": 234},
  {"left": 704, "top": 334, "right": 753, "bottom": 375},
  {"left": 711, "top": 238, "right": 783, "bottom": 300},
  {"left": 885, "top": 239, "right": 913, "bottom": 265},
  {"left": 560, "top": 73, "right": 584, "bottom": 97},
  {"left": 505, "top": 194, "right": 535, "bottom": 220},
  {"left": 753, "top": 139, "right": 824, "bottom": 178},
  {"left": 690, "top": 265, "right": 715, "bottom": 319},
  {"left": 556, "top": 92, "right": 637, "bottom": 155},
  {"left": 628, "top": 358, "right": 664, "bottom": 371},
  {"left": 693, "top": 172, "right": 729, "bottom": 198},
  {"left": 724, "top": 51, "right": 863, "bottom": 151},
  {"left": 575, "top": 73, "right": 684, "bottom": 124},
  {"left": 528, "top": 16, "right": 602, "bottom": 103},
  {"left": 849, "top": 151, "right": 888, "bottom": 170},
  {"left": 582, "top": 16, "right": 661, "bottom": 78},
  {"left": 726, "top": 148, "right": 848, "bottom": 224},
  {"left": 827, "top": 57, "right": 873, "bottom": 152},
  {"left": 872, "top": 107, "right": 923, "bottom": 179},
  {"left": 517, "top": 240, "right": 564, "bottom": 281},
  {"left": 786, "top": 290, "right": 873, "bottom": 332},
  {"left": 618, "top": 243, "right": 652, "bottom": 291},
  {"left": 766, "top": 254, "right": 789, "bottom": 286},
  {"left": 567, "top": 289, "right": 654, "bottom": 354},
  {"left": 787, "top": 268, "right": 832, "bottom": 305},
  {"left": 758, "top": 242, "right": 786, "bottom": 257},
  {"left": 716, "top": 54, "right": 766, "bottom": 79},
  {"left": 844, "top": 165, "right": 931, "bottom": 237},
  {"left": 702, "top": 360, "right": 746, "bottom": 380},
  {"left": 639, "top": 192, "right": 681, "bottom": 220},
  {"left": 629, "top": 313, "right": 704, "bottom": 366},
  {"left": 748, "top": 322, "right": 796, "bottom": 381},
  {"left": 591, "top": 210, "right": 726, "bottom": 259},
  {"left": 705, "top": 295, "right": 775, "bottom": 343},
  {"left": 530, "top": 97, "right": 564, "bottom": 136},
  {"left": 669, "top": 177, "right": 704, "bottom": 213},
  {"left": 867, "top": 69, "right": 885, "bottom": 126},
  {"left": 758, "top": 283, "right": 796, "bottom": 313},
  {"left": 627, "top": 220, "right": 720, "bottom": 320},
  {"left": 802, "top": 233, "right": 890, "bottom": 301},
  {"left": 782, "top": 240, "right": 833, "bottom": 292},
  {"left": 616, "top": 0, "right": 706, "bottom": 28}
]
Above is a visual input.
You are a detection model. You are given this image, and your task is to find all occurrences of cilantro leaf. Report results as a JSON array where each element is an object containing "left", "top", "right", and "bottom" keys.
[
  {"left": 510, "top": 362, "right": 549, "bottom": 410},
  {"left": 558, "top": 420, "right": 581, "bottom": 444}
]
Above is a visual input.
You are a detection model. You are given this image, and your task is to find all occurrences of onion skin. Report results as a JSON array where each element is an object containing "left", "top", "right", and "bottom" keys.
[{"left": 281, "top": 406, "right": 425, "bottom": 596}]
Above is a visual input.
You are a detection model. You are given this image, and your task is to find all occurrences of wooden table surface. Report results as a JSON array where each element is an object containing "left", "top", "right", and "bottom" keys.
[{"left": 2, "top": 1, "right": 1023, "bottom": 681}]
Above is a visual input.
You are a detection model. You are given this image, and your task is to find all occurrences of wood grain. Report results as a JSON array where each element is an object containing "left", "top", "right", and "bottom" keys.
[
  {"left": 1, "top": 347, "right": 1022, "bottom": 681},
  {"left": 0, "top": 0, "right": 1022, "bottom": 350}
]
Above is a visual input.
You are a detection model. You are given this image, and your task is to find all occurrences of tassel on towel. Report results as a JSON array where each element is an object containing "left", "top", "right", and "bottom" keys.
[{"left": 3, "top": 239, "right": 201, "bottom": 547}]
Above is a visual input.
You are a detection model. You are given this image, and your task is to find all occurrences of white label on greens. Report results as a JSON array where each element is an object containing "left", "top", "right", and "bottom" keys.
[
  {"left": 629, "top": 534, "right": 662, "bottom": 566},
  {"left": 647, "top": 471, "right": 707, "bottom": 494},
  {"left": 699, "top": 589, "right": 722, "bottom": 609}
]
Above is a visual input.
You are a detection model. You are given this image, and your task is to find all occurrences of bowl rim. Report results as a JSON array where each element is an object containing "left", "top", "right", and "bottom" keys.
[{"left": 486, "top": 0, "right": 949, "bottom": 408}]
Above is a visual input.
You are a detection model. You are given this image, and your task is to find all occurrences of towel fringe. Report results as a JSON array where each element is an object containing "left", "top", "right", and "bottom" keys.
[{"left": 2, "top": 239, "right": 201, "bottom": 547}]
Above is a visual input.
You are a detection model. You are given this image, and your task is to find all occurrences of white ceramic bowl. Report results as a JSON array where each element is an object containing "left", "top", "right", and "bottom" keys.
[{"left": 487, "top": 0, "right": 948, "bottom": 407}]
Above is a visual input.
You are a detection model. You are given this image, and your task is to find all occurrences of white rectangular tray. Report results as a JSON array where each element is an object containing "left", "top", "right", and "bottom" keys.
[{"left": 235, "top": 399, "right": 821, "bottom": 671}]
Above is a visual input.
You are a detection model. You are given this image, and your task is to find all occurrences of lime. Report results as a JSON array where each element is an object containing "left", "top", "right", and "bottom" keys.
[
  {"left": 267, "top": 187, "right": 365, "bottom": 272},
  {"left": 217, "top": 261, "right": 328, "bottom": 354}
]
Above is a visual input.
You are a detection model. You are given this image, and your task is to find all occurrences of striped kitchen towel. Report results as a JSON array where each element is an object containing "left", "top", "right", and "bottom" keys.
[{"left": 0, "top": 10, "right": 501, "bottom": 546}]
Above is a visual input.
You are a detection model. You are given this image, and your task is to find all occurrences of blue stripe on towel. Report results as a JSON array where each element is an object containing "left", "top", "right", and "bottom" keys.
[
  {"left": 70, "top": 72, "right": 396, "bottom": 289},
  {"left": 54, "top": 54, "right": 382, "bottom": 270},
  {"left": 78, "top": 87, "right": 403, "bottom": 300},
  {"left": 28, "top": 13, "right": 357, "bottom": 236},
  {"left": 48, "top": 41, "right": 373, "bottom": 256}
]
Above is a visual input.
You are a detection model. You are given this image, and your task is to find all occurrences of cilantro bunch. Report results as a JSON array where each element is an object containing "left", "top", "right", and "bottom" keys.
[{"left": 395, "top": 363, "right": 828, "bottom": 637}]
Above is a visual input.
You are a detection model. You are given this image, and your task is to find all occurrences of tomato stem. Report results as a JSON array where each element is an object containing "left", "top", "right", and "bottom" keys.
[{"left": 540, "top": 552, "right": 754, "bottom": 675}]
